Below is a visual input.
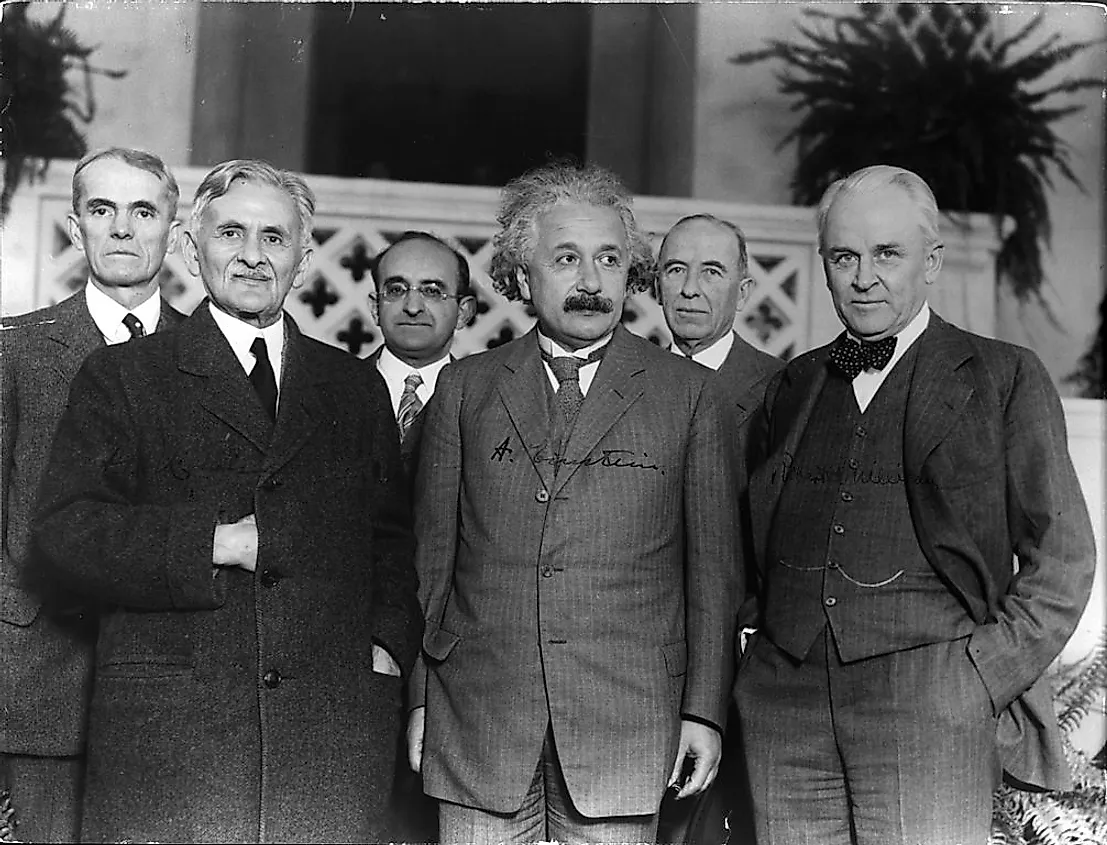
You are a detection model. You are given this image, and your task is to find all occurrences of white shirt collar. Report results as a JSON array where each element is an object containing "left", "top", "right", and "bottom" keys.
[
  {"left": 375, "top": 345, "right": 452, "bottom": 416},
  {"left": 208, "top": 302, "right": 285, "bottom": 386},
  {"left": 84, "top": 280, "right": 162, "bottom": 345},
  {"left": 670, "top": 331, "right": 735, "bottom": 372},
  {"left": 535, "top": 328, "right": 613, "bottom": 397},
  {"left": 850, "top": 303, "right": 930, "bottom": 412}
]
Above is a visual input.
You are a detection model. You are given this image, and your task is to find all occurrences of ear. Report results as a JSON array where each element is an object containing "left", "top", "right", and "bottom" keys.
[
  {"left": 735, "top": 276, "right": 755, "bottom": 312},
  {"left": 165, "top": 219, "right": 182, "bottom": 255},
  {"left": 181, "top": 230, "right": 201, "bottom": 277},
  {"left": 924, "top": 244, "right": 944, "bottom": 285},
  {"left": 369, "top": 290, "right": 380, "bottom": 325},
  {"left": 66, "top": 213, "right": 85, "bottom": 255},
  {"left": 515, "top": 266, "right": 531, "bottom": 302},
  {"left": 456, "top": 295, "right": 477, "bottom": 330},
  {"left": 292, "top": 247, "right": 314, "bottom": 290}
]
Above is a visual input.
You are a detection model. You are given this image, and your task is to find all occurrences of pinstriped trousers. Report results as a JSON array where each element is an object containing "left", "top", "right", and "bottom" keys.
[
  {"left": 735, "top": 629, "right": 999, "bottom": 845},
  {"left": 438, "top": 726, "right": 660, "bottom": 845}
]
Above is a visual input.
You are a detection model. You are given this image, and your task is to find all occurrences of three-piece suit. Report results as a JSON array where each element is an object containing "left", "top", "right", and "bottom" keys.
[
  {"left": 32, "top": 305, "right": 421, "bottom": 843},
  {"left": 737, "top": 313, "right": 1095, "bottom": 842},
  {"left": 0, "top": 290, "right": 183, "bottom": 841},
  {"left": 411, "top": 324, "right": 742, "bottom": 819}
]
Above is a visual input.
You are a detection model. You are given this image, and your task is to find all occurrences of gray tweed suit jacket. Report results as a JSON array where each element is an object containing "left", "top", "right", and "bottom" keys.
[{"left": 0, "top": 289, "right": 184, "bottom": 756}]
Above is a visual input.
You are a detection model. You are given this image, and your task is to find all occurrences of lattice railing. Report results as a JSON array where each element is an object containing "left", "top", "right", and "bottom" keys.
[{"left": 1, "top": 164, "right": 1001, "bottom": 357}]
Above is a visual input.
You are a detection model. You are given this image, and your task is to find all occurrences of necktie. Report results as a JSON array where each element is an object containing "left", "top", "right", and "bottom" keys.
[
  {"left": 397, "top": 372, "right": 424, "bottom": 444},
  {"left": 543, "top": 346, "right": 606, "bottom": 461},
  {"left": 122, "top": 313, "right": 145, "bottom": 340},
  {"left": 829, "top": 334, "right": 897, "bottom": 381},
  {"left": 249, "top": 337, "right": 278, "bottom": 420}
]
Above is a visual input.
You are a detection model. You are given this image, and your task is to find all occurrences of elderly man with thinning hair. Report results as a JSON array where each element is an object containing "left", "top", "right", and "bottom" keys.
[{"left": 33, "top": 159, "right": 420, "bottom": 843}]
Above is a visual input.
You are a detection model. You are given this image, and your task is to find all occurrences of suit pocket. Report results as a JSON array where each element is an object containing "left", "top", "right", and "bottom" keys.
[
  {"left": 423, "top": 626, "right": 460, "bottom": 662},
  {"left": 661, "top": 640, "right": 687, "bottom": 677},
  {"left": 0, "top": 581, "right": 40, "bottom": 626}
]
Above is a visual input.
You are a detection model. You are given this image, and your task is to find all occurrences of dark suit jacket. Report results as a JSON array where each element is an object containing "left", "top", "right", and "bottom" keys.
[
  {"left": 0, "top": 290, "right": 184, "bottom": 756},
  {"left": 366, "top": 346, "right": 447, "bottom": 485},
  {"left": 746, "top": 313, "right": 1095, "bottom": 789},
  {"left": 411, "top": 325, "right": 742, "bottom": 816},
  {"left": 32, "top": 305, "right": 421, "bottom": 843}
]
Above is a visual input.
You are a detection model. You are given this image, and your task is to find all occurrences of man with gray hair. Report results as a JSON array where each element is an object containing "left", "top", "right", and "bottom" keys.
[
  {"left": 737, "top": 164, "right": 1095, "bottom": 844},
  {"left": 1, "top": 147, "right": 185, "bottom": 842},
  {"left": 33, "top": 159, "right": 420, "bottom": 842},
  {"left": 408, "top": 161, "right": 742, "bottom": 843}
]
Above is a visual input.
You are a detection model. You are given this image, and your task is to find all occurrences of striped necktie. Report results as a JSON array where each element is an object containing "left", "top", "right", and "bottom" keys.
[{"left": 397, "top": 372, "right": 424, "bottom": 444}]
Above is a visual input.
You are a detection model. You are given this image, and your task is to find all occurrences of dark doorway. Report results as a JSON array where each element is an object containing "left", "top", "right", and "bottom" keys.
[{"left": 307, "top": 3, "right": 591, "bottom": 186}]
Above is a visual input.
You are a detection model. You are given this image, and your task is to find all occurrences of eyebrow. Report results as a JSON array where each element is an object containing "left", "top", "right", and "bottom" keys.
[{"left": 552, "top": 241, "right": 624, "bottom": 253}]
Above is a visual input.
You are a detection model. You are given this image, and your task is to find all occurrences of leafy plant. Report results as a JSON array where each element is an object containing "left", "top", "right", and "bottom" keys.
[
  {"left": 731, "top": 4, "right": 1102, "bottom": 305},
  {"left": 991, "top": 642, "right": 1107, "bottom": 845},
  {"left": 0, "top": 3, "right": 125, "bottom": 221}
]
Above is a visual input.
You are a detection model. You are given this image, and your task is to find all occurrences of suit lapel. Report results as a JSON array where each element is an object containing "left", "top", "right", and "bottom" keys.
[
  {"left": 716, "top": 333, "right": 765, "bottom": 421},
  {"left": 177, "top": 307, "right": 273, "bottom": 454},
  {"left": 749, "top": 349, "right": 829, "bottom": 568},
  {"left": 553, "top": 326, "right": 647, "bottom": 497},
  {"left": 263, "top": 320, "right": 324, "bottom": 479},
  {"left": 904, "top": 316, "right": 975, "bottom": 474},
  {"left": 497, "top": 330, "right": 554, "bottom": 488},
  {"left": 46, "top": 293, "right": 104, "bottom": 381}
]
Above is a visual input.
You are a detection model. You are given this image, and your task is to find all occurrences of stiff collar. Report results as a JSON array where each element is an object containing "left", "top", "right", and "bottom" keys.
[
  {"left": 670, "top": 330, "right": 735, "bottom": 372},
  {"left": 84, "top": 280, "right": 162, "bottom": 345},
  {"left": 208, "top": 302, "right": 285, "bottom": 383}
]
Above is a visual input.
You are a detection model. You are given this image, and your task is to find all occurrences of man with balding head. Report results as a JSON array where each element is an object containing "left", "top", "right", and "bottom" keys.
[
  {"left": 369, "top": 231, "right": 476, "bottom": 482},
  {"left": 737, "top": 165, "right": 1095, "bottom": 845}
]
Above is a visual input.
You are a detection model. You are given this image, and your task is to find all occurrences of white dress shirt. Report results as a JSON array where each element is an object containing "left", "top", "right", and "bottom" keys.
[
  {"left": 84, "top": 280, "right": 162, "bottom": 345},
  {"left": 670, "top": 330, "right": 735, "bottom": 372},
  {"left": 375, "top": 346, "right": 452, "bottom": 417},
  {"left": 208, "top": 303, "right": 285, "bottom": 395},
  {"left": 536, "top": 330, "right": 612, "bottom": 398},
  {"left": 850, "top": 303, "right": 930, "bottom": 412}
]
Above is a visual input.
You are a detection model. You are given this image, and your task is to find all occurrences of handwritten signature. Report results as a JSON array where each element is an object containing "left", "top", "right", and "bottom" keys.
[{"left": 489, "top": 437, "right": 662, "bottom": 473}]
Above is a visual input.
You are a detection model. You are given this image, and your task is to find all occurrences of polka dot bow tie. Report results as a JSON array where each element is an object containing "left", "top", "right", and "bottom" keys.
[{"left": 829, "top": 334, "right": 897, "bottom": 381}]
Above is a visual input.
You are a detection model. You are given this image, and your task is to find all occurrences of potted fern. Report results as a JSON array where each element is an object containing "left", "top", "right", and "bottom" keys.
[{"left": 731, "top": 3, "right": 1103, "bottom": 393}]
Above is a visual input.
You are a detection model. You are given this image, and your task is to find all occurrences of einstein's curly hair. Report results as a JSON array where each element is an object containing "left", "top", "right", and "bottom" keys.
[{"left": 489, "top": 162, "right": 656, "bottom": 301}]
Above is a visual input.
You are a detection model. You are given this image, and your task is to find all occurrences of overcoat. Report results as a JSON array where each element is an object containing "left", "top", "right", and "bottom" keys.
[
  {"left": 1, "top": 291, "right": 183, "bottom": 756},
  {"left": 746, "top": 314, "right": 1095, "bottom": 790},
  {"left": 33, "top": 304, "right": 421, "bottom": 843},
  {"left": 411, "top": 325, "right": 742, "bottom": 817}
]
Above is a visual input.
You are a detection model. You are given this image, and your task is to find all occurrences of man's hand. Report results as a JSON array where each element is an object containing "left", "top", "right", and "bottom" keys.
[
  {"left": 667, "top": 719, "right": 722, "bottom": 799},
  {"left": 212, "top": 514, "right": 258, "bottom": 572},
  {"left": 407, "top": 706, "right": 425, "bottom": 773},
  {"left": 372, "top": 643, "right": 401, "bottom": 677}
]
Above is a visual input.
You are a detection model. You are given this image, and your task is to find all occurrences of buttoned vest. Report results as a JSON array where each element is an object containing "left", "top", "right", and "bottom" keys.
[{"left": 763, "top": 346, "right": 973, "bottom": 662}]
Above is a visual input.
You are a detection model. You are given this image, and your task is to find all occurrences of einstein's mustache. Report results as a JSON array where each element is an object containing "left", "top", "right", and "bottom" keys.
[{"left": 564, "top": 293, "right": 615, "bottom": 313}]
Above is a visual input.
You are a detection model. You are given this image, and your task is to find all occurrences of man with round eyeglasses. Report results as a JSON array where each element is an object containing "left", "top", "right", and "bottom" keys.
[{"left": 369, "top": 232, "right": 477, "bottom": 479}]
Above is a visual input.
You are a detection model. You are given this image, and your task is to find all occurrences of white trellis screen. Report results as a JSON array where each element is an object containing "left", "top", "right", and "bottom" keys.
[{"left": 1, "top": 164, "right": 1001, "bottom": 357}]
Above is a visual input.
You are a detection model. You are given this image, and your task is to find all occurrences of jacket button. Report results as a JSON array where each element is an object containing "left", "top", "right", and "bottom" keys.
[
  {"left": 263, "top": 669, "right": 282, "bottom": 688},
  {"left": 825, "top": 597, "right": 838, "bottom": 607},
  {"left": 260, "top": 568, "right": 281, "bottom": 588},
  {"left": 832, "top": 523, "right": 845, "bottom": 535},
  {"left": 541, "top": 566, "right": 553, "bottom": 578},
  {"left": 535, "top": 489, "right": 550, "bottom": 503},
  {"left": 847, "top": 458, "right": 859, "bottom": 470},
  {"left": 827, "top": 560, "right": 839, "bottom": 570},
  {"left": 840, "top": 491, "right": 854, "bottom": 502}
]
